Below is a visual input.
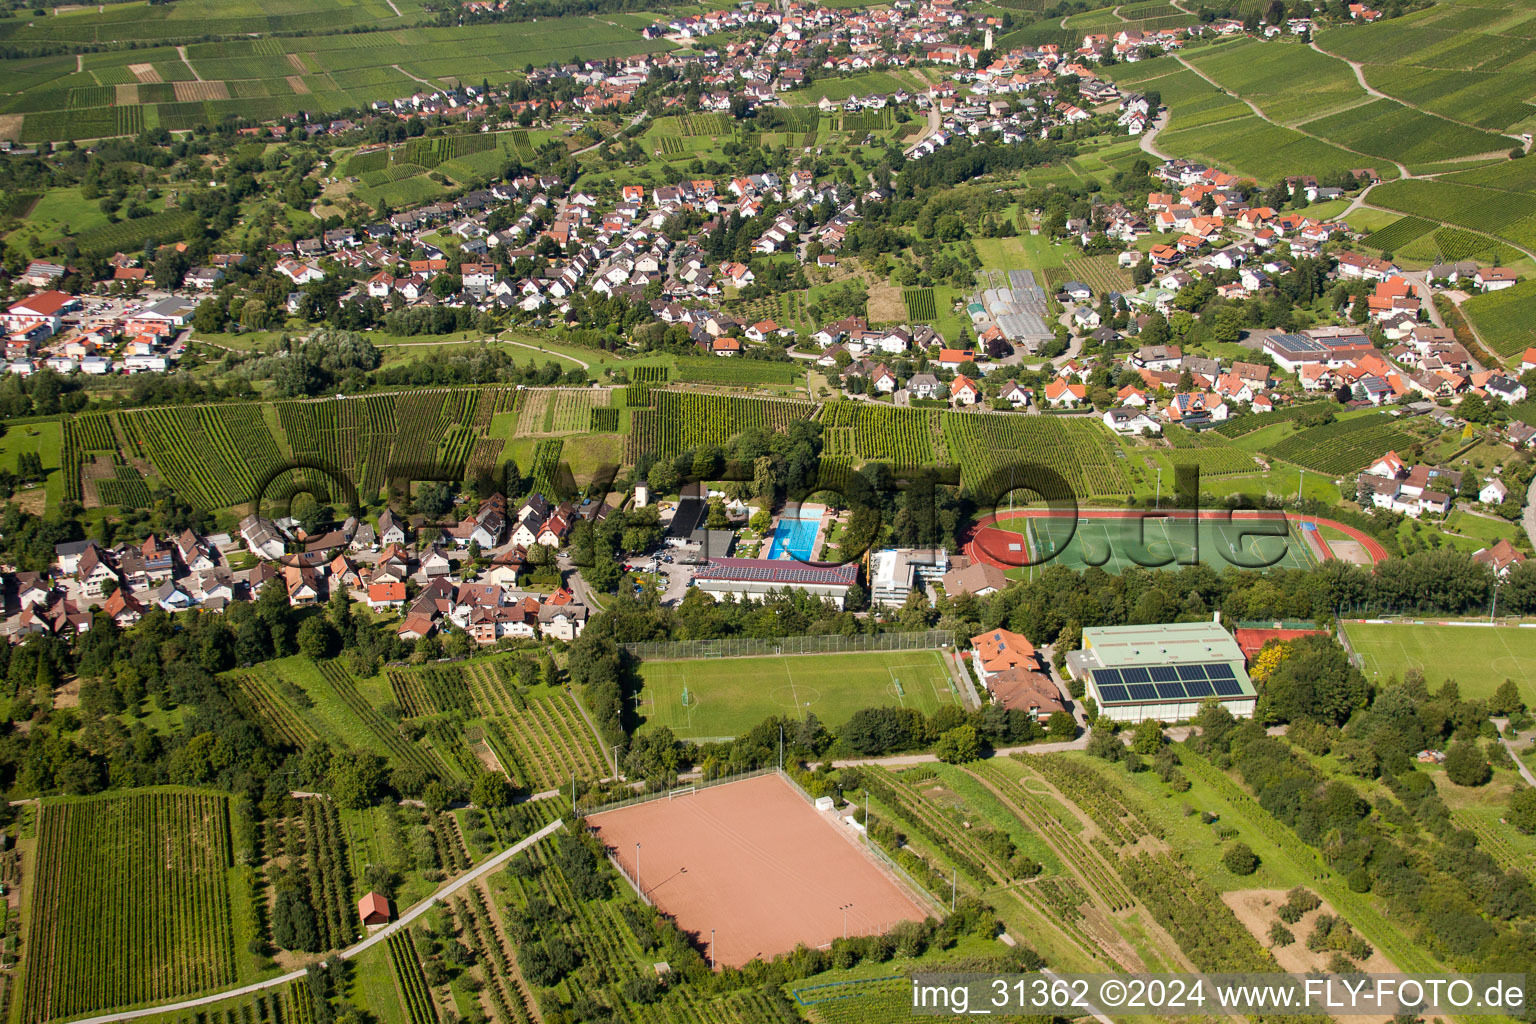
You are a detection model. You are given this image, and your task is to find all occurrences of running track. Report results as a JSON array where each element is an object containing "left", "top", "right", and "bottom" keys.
[{"left": 963, "top": 508, "right": 1389, "bottom": 570}]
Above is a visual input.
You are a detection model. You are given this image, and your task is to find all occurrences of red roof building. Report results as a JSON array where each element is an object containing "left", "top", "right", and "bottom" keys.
[{"left": 358, "top": 891, "right": 392, "bottom": 927}]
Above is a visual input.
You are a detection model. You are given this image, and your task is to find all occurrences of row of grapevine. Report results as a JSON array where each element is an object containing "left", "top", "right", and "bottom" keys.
[
  {"left": 1015, "top": 755, "right": 1163, "bottom": 845},
  {"left": 625, "top": 391, "right": 814, "bottom": 462},
  {"left": 233, "top": 674, "right": 317, "bottom": 748},
  {"left": 386, "top": 931, "right": 439, "bottom": 1024},
  {"left": 527, "top": 439, "right": 564, "bottom": 498},
  {"left": 19, "top": 791, "right": 238, "bottom": 1022},
  {"left": 387, "top": 666, "right": 474, "bottom": 718},
  {"left": 966, "top": 762, "right": 1135, "bottom": 912},
  {"left": 819, "top": 403, "right": 938, "bottom": 469},
  {"left": 942, "top": 413, "right": 1128, "bottom": 498},
  {"left": 311, "top": 662, "right": 445, "bottom": 777},
  {"left": 1261, "top": 414, "right": 1418, "bottom": 475}
]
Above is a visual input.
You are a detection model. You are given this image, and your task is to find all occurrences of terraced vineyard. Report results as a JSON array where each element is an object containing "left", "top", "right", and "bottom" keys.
[
  {"left": 942, "top": 412, "right": 1128, "bottom": 498},
  {"left": 19, "top": 790, "right": 240, "bottom": 1022},
  {"left": 1261, "top": 414, "right": 1418, "bottom": 475}
]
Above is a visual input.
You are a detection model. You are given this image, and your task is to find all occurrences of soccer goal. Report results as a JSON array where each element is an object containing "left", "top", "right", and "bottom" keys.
[{"left": 668, "top": 785, "right": 697, "bottom": 801}]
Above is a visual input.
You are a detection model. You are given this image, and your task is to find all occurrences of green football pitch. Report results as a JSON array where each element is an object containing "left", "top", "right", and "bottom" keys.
[
  {"left": 999, "top": 516, "right": 1313, "bottom": 574},
  {"left": 635, "top": 650, "right": 960, "bottom": 740},
  {"left": 1342, "top": 621, "right": 1536, "bottom": 706}
]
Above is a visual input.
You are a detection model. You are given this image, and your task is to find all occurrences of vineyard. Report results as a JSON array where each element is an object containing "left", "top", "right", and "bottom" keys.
[
  {"left": 672, "top": 357, "right": 805, "bottom": 387},
  {"left": 387, "top": 931, "right": 439, "bottom": 1024},
  {"left": 819, "top": 402, "right": 939, "bottom": 469},
  {"left": 1053, "top": 253, "right": 1134, "bottom": 295},
  {"left": 20, "top": 790, "right": 240, "bottom": 1023},
  {"left": 1462, "top": 277, "right": 1536, "bottom": 357},
  {"left": 1361, "top": 215, "right": 1438, "bottom": 253},
  {"left": 69, "top": 387, "right": 540, "bottom": 510},
  {"left": 902, "top": 288, "right": 938, "bottom": 321},
  {"left": 461, "top": 661, "right": 610, "bottom": 791},
  {"left": 528, "top": 439, "right": 565, "bottom": 498},
  {"left": 1261, "top": 414, "right": 1418, "bottom": 474},
  {"left": 1212, "top": 403, "right": 1319, "bottom": 437},
  {"left": 1161, "top": 427, "right": 1261, "bottom": 476},
  {"left": 514, "top": 389, "right": 605, "bottom": 437},
  {"left": 941, "top": 413, "right": 1128, "bottom": 498},
  {"left": 625, "top": 391, "right": 814, "bottom": 462}
]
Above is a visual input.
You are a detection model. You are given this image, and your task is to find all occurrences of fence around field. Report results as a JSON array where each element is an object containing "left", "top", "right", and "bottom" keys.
[
  {"left": 574, "top": 765, "right": 778, "bottom": 816},
  {"left": 620, "top": 629, "right": 956, "bottom": 662}
]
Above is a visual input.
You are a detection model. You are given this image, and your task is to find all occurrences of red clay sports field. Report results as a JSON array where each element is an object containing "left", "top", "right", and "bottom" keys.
[
  {"left": 588, "top": 773, "right": 931, "bottom": 968},
  {"left": 964, "top": 508, "right": 1389, "bottom": 572}
]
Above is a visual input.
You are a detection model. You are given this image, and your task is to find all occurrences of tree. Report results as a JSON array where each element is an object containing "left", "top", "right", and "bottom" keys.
[
  {"left": 1131, "top": 717, "right": 1164, "bottom": 754},
  {"left": 1223, "top": 841, "right": 1259, "bottom": 876},
  {"left": 1268, "top": 921, "right": 1294, "bottom": 947},
  {"left": 1444, "top": 739, "right": 1491, "bottom": 786},
  {"left": 471, "top": 771, "right": 512, "bottom": 808},
  {"left": 1508, "top": 787, "right": 1536, "bottom": 835},
  {"left": 1046, "top": 710, "right": 1076, "bottom": 740},
  {"left": 297, "top": 616, "right": 337, "bottom": 660},
  {"left": 271, "top": 888, "right": 321, "bottom": 952},
  {"left": 935, "top": 724, "right": 982, "bottom": 763},
  {"left": 1087, "top": 723, "right": 1123, "bottom": 762},
  {"left": 1489, "top": 679, "right": 1524, "bottom": 716}
]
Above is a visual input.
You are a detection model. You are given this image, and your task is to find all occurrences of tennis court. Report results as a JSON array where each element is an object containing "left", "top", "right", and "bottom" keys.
[
  {"left": 636, "top": 650, "right": 959, "bottom": 740},
  {"left": 984, "top": 514, "right": 1312, "bottom": 573}
]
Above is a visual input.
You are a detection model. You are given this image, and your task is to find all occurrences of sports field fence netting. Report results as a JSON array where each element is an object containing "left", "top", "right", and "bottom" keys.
[{"left": 621, "top": 629, "right": 956, "bottom": 661}]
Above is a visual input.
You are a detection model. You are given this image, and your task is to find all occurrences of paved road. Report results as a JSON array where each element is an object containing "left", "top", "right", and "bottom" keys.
[
  {"left": 61, "top": 820, "right": 566, "bottom": 1024},
  {"left": 903, "top": 105, "right": 942, "bottom": 157},
  {"left": 1493, "top": 719, "right": 1536, "bottom": 787},
  {"left": 1137, "top": 108, "right": 1170, "bottom": 162},
  {"left": 1521, "top": 475, "right": 1536, "bottom": 555}
]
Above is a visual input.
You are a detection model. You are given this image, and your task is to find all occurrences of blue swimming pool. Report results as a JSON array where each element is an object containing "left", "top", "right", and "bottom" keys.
[{"left": 767, "top": 514, "right": 820, "bottom": 560}]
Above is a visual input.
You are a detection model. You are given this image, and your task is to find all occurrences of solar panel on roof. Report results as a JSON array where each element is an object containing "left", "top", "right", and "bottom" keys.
[
  {"left": 1154, "top": 681, "right": 1186, "bottom": 700},
  {"left": 1183, "top": 678, "right": 1215, "bottom": 698},
  {"left": 1094, "top": 668, "right": 1122, "bottom": 686},
  {"left": 1211, "top": 678, "right": 1244, "bottom": 697},
  {"left": 1122, "top": 667, "right": 1151, "bottom": 684},
  {"left": 1150, "top": 666, "right": 1179, "bottom": 683},
  {"left": 1098, "top": 684, "right": 1130, "bottom": 704},
  {"left": 1206, "top": 663, "right": 1236, "bottom": 679},
  {"left": 1176, "top": 664, "right": 1207, "bottom": 681},
  {"left": 1128, "top": 683, "right": 1158, "bottom": 701}
]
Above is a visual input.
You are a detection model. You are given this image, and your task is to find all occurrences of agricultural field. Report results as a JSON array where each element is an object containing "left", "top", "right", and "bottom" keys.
[
  {"left": 1053, "top": 253, "right": 1133, "bottom": 295},
  {"left": 625, "top": 390, "right": 815, "bottom": 463},
  {"left": 1159, "top": 427, "right": 1263, "bottom": 477},
  {"left": 941, "top": 412, "right": 1130, "bottom": 500},
  {"left": 636, "top": 650, "right": 959, "bottom": 740},
  {"left": 66, "top": 386, "right": 551, "bottom": 512},
  {"left": 1366, "top": 173, "right": 1536, "bottom": 260},
  {"left": 1360, "top": 215, "right": 1440, "bottom": 254},
  {"left": 1316, "top": 0, "right": 1536, "bottom": 133},
  {"left": 672, "top": 357, "right": 807, "bottom": 388},
  {"left": 1461, "top": 278, "right": 1536, "bottom": 358},
  {"left": 19, "top": 789, "right": 253, "bottom": 1023},
  {"left": 1260, "top": 414, "right": 1419, "bottom": 476},
  {"left": 820, "top": 401, "right": 940, "bottom": 471},
  {"left": 0, "top": 12, "right": 674, "bottom": 141}
]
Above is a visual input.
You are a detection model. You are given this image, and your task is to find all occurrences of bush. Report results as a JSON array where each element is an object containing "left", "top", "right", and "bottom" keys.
[
  {"left": 1444, "top": 740, "right": 1491, "bottom": 786},
  {"left": 1222, "top": 841, "right": 1259, "bottom": 876}
]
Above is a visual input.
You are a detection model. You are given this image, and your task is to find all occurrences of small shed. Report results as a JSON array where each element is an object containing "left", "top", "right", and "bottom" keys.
[{"left": 358, "top": 891, "right": 392, "bottom": 927}]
